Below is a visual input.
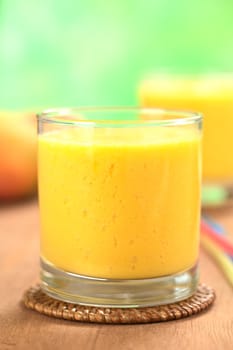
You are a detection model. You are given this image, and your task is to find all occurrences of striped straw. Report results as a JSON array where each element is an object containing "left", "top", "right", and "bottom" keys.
[
  {"left": 201, "top": 234, "right": 233, "bottom": 288},
  {"left": 201, "top": 219, "right": 233, "bottom": 257},
  {"left": 202, "top": 215, "right": 226, "bottom": 236}
]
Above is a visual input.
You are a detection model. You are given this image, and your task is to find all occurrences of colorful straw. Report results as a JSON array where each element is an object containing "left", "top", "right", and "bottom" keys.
[
  {"left": 201, "top": 234, "right": 233, "bottom": 288},
  {"left": 201, "top": 216, "right": 233, "bottom": 287},
  {"left": 202, "top": 215, "right": 227, "bottom": 236},
  {"left": 201, "top": 219, "right": 233, "bottom": 257}
]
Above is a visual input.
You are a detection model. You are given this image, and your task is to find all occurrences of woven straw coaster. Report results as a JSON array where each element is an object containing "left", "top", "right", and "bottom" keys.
[{"left": 23, "top": 283, "right": 215, "bottom": 324}]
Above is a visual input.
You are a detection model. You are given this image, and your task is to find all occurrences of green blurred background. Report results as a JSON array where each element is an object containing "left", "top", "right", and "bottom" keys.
[{"left": 0, "top": 0, "right": 233, "bottom": 110}]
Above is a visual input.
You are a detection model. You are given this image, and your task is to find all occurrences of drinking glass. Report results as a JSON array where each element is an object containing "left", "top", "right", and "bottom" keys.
[{"left": 37, "top": 107, "right": 202, "bottom": 307}]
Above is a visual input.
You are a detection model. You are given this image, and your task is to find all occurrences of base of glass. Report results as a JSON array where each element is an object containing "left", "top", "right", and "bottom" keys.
[
  {"left": 41, "top": 259, "right": 199, "bottom": 308},
  {"left": 202, "top": 182, "right": 233, "bottom": 208}
]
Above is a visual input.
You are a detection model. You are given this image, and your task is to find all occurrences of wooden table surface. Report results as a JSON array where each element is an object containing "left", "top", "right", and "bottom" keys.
[{"left": 0, "top": 200, "right": 232, "bottom": 350}]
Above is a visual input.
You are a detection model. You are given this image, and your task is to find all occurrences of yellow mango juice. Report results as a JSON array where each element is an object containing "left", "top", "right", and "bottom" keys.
[
  {"left": 140, "top": 75, "right": 233, "bottom": 182},
  {"left": 39, "top": 126, "right": 201, "bottom": 279}
]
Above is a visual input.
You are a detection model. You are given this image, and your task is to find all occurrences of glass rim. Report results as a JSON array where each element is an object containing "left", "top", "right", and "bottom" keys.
[{"left": 37, "top": 106, "right": 202, "bottom": 128}]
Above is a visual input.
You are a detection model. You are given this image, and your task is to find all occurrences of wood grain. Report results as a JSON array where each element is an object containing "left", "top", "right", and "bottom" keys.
[{"left": 0, "top": 201, "right": 233, "bottom": 350}]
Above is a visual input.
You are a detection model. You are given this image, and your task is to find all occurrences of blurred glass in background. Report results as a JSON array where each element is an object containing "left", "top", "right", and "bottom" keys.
[{"left": 140, "top": 73, "right": 233, "bottom": 207}]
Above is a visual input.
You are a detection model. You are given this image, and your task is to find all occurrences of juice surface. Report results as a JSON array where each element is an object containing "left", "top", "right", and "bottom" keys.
[
  {"left": 140, "top": 76, "right": 233, "bottom": 182},
  {"left": 39, "top": 126, "right": 201, "bottom": 279}
]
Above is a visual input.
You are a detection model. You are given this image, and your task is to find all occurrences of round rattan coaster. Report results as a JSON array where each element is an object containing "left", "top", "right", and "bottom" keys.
[{"left": 23, "top": 283, "right": 215, "bottom": 324}]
